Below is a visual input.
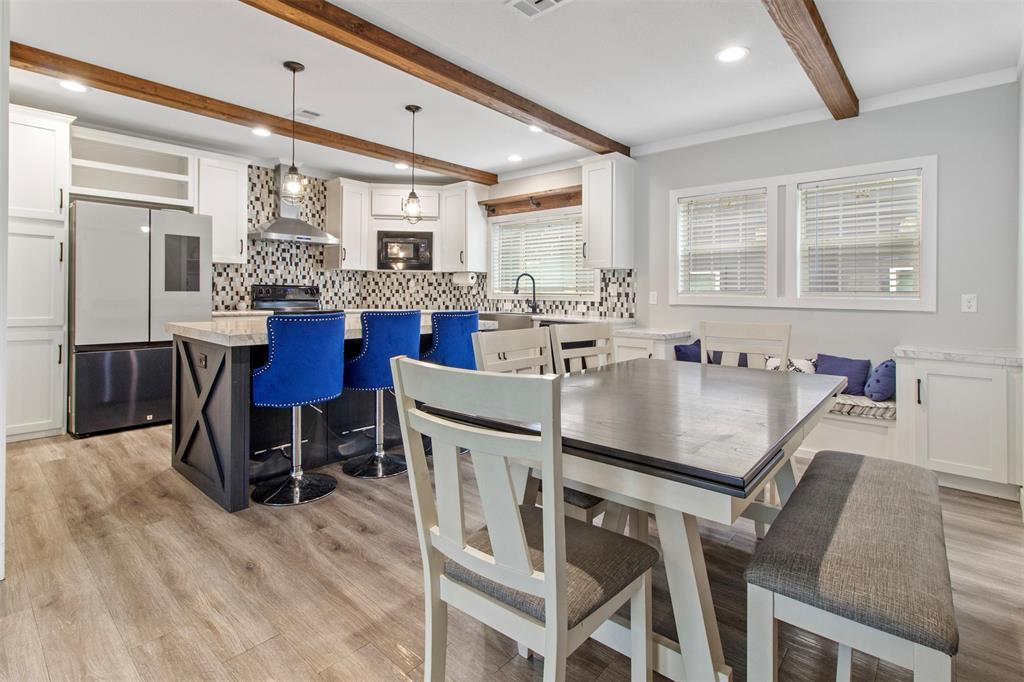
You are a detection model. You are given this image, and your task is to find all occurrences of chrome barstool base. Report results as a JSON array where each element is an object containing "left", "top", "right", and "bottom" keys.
[
  {"left": 342, "top": 448, "right": 408, "bottom": 479},
  {"left": 252, "top": 472, "right": 338, "bottom": 506}
]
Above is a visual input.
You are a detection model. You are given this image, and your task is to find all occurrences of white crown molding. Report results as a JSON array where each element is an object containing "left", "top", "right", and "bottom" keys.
[{"left": 632, "top": 67, "right": 1021, "bottom": 158}]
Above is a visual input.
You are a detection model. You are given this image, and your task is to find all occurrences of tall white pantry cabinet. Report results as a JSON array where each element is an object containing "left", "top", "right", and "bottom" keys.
[{"left": 6, "top": 105, "right": 74, "bottom": 440}]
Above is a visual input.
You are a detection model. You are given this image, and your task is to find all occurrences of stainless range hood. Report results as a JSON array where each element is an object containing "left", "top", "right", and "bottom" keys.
[{"left": 250, "top": 165, "right": 339, "bottom": 245}]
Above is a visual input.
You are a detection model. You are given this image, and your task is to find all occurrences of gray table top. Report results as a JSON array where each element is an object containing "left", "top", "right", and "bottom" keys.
[{"left": 435, "top": 359, "right": 847, "bottom": 496}]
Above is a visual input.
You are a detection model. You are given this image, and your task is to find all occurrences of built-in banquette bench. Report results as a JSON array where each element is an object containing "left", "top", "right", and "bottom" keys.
[{"left": 746, "top": 451, "right": 958, "bottom": 681}]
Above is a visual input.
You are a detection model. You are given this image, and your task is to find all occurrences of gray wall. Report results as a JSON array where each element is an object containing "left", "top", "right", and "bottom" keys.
[{"left": 635, "top": 83, "right": 1020, "bottom": 361}]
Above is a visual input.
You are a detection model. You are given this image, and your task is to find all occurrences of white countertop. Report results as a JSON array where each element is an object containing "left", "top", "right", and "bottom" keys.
[
  {"left": 613, "top": 327, "right": 692, "bottom": 341},
  {"left": 527, "top": 313, "right": 636, "bottom": 326},
  {"left": 894, "top": 345, "right": 1023, "bottom": 367},
  {"left": 170, "top": 311, "right": 497, "bottom": 347}
]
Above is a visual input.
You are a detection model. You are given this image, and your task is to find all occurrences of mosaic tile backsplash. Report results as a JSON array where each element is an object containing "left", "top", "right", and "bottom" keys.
[{"left": 213, "top": 165, "right": 635, "bottom": 318}]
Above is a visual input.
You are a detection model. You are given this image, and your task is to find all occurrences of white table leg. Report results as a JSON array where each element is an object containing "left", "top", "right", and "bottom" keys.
[
  {"left": 836, "top": 643, "right": 852, "bottom": 682},
  {"left": 601, "top": 501, "right": 630, "bottom": 534},
  {"left": 655, "top": 508, "right": 731, "bottom": 682},
  {"left": 775, "top": 459, "right": 797, "bottom": 506}
]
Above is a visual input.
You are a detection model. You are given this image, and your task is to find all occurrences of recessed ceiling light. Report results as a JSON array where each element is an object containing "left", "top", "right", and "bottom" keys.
[
  {"left": 59, "top": 80, "right": 88, "bottom": 93},
  {"left": 252, "top": 127, "right": 272, "bottom": 137},
  {"left": 528, "top": 124, "right": 543, "bottom": 133},
  {"left": 716, "top": 46, "right": 749, "bottom": 63},
  {"left": 394, "top": 162, "right": 409, "bottom": 170},
  {"left": 507, "top": 154, "right": 523, "bottom": 163}
]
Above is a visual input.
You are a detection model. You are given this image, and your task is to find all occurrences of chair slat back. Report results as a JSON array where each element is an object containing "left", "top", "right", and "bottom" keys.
[
  {"left": 391, "top": 357, "right": 565, "bottom": 602},
  {"left": 700, "top": 321, "right": 791, "bottom": 370},
  {"left": 472, "top": 327, "right": 555, "bottom": 375},
  {"left": 549, "top": 322, "right": 615, "bottom": 374}
]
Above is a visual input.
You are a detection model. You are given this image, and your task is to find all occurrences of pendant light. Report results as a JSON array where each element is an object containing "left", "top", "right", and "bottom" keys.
[
  {"left": 403, "top": 104, "right": 422, "bottom": 224},
  {"left": 280, "top": 60, "right": 310, "bottom": 206}
]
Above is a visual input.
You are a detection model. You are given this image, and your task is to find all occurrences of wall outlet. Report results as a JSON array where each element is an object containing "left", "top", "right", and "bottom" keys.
[
  {"left": 649, "top": 291, "right": 658, "bottom": 305},
  {"left": 961, "top": 294, "right": 978, "bottom": 313}
]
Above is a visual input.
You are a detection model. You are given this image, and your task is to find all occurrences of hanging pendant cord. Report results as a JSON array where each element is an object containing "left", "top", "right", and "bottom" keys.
[
  {"left": 291, "top": 69, "right": 296, "bottom": 167},
  {"left": 410, "top": 109, "right": 416, "bottom": 193}
]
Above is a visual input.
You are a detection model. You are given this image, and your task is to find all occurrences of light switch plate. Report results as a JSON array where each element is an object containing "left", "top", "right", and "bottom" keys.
[
  {"left": 649, "top": 291, "right": 658, "bottom": 305},
  {"left": 961, "top": 294, "right": 978, "bottom": 313}
]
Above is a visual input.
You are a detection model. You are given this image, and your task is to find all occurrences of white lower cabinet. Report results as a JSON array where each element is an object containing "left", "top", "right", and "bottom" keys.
[
  {"left": 6, "top": 328, "right": 65, "bottom": 438},
  {"left": 896, "top": 348, "right": 1020, "bottom": 488},
  {"left": 612, "top": 328, "right": 691, "bottom": 362}
]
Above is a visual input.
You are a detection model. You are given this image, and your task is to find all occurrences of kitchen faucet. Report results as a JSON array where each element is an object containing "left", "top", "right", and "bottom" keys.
[{"left": 513, "top": 272, "right": 539, "bottom": 314}]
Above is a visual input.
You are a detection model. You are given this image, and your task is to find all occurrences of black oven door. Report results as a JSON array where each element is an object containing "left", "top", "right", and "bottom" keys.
[{"left": 377, "top": 231, "right": 433, "bottom": 270}]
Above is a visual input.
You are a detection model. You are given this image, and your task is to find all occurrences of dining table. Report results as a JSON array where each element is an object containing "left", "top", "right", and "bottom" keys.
[{"left": 441, "top": 358, "right": 846, "bottom": 681}]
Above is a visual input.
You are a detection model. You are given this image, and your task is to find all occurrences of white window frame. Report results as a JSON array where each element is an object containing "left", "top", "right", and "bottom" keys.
[
  {"left": 667, "top": 156, "right": 937, "bottom": 312},
  {"left": 668, "top": 178, "right": 780, "bottom": 306},
  {"left": 487, "top": 206, "right": 600, "bottom": 302},
  {"left": 783, "top": 156, "right": 937, "bottom": 312}
]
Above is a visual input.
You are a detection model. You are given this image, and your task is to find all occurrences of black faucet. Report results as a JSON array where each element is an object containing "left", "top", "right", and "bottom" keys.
[{"left": 513, "top": 272, "right": 539, "bottom": 314}]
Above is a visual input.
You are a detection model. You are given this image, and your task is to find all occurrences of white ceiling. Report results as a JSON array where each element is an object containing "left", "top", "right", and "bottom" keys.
[{"left": 8, "top": 0, "right": 1023, "bottom": 182}]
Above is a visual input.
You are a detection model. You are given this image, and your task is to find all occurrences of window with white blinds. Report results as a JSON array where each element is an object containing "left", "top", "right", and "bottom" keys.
[
  {"left": 675, "top": 188, "right": 768, "bottom": 296},
  {"left": 798, "top": 169, "right": 922, "bottom": 299},
  {"left": 490, "top": 211, "right": 596, "bottom": 297}
]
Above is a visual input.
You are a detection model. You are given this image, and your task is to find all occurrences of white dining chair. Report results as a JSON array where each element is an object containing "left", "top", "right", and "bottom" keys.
[
  {"left": 473, "top": 328, "right": 607, "bottom": 525},
  {"left": 472, "top": 326, "right": 555, "bottom": 375},
  {"left": 699, "top": 321, "right": 792, "bottom": 369},
  {"left": 549, "top": 322, "right": 616, "bottom": 374},
  {"left": 390, "top": 357, "right": 657, "bottom": 682}
]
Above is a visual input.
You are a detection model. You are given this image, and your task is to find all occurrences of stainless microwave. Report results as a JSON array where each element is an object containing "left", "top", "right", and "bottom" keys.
[{"left": 377, "top": 231, "right": 433, "bottom": 270}]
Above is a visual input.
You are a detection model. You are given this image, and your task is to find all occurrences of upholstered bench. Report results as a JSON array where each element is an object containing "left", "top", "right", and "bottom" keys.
[{"left": 745, "top": 451, "right": 958, "bottom": 681}]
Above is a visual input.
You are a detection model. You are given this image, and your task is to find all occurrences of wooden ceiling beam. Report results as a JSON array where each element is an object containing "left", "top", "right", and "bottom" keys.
[
  {"left": 762, "top": 0, "right": 859, "bottom": 119},
  {"left": 238, "top": 0, "right": 631, "bottom": 156},
  {"left": 10, "top": 42, "right": 498, "bottom": 184}
]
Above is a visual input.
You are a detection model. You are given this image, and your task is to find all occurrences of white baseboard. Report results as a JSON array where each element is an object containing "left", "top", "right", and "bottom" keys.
[
  {"left": 934, "top": 471, "right": 1022, "bottom": 502},
  {"left": 6, "top": 427, "right": 64, "bottom": 443}
]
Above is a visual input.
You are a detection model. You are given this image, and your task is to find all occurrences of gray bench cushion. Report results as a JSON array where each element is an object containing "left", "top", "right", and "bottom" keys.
[
  {"left": 744, "top": 451, "right": 958, "bottom": 656},
  {"left": 445, "top": 505, "right": 659, "bottom": 627}
]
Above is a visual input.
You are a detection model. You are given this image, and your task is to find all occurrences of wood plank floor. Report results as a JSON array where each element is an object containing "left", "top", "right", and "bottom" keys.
[{"left": 1, "top": 426, "right": 1021, "bottom": 681}]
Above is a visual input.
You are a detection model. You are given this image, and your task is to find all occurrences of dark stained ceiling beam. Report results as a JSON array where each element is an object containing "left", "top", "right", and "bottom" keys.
[
  {"left": 10, "top": 42, "right": 498, "bottom": 184},
  {"left": 239, "top": 0, "right": 631, "bottom": 156},
  {"left": 762, "top": 0, "right": 859, "bottom": 119}
]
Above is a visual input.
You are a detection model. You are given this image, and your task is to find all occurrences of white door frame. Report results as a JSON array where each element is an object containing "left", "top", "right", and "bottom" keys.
[{"left": 1, "top": 0, "right": 12, "bottom": 581}]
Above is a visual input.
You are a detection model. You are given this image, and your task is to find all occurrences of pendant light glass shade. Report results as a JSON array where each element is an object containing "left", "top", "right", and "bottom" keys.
[
  {"left": 403, "top": 104, "right": 422, "bottom": 224},
  {"left": 281, "top": 61, "right": 309, "bottom": 207}
]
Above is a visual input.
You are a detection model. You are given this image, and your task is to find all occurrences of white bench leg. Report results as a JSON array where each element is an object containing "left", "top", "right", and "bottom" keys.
[
  {"left": 747, "top": 584, "right": 778, "bottom": 682},
  {"left": 914, "top": 644, "right": 953, "bottom": 681},
  {"left": 836, "top": 644, "right": 852, "bottom": 682},
  {"left": 517, "top": 643, "right": 532, "bottom": 659}
]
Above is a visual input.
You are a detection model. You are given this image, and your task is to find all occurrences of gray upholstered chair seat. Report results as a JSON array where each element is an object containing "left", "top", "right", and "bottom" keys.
[
  {"left": 445, "top": 505, "right": 659, "bottom": 627},
  {"left": 745, "top": 451, "right": 958, "bottom": 656}
]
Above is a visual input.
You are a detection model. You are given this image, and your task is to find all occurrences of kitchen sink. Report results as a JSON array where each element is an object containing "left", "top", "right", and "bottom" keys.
[{"left": 479, "top": 312, "right": 535, "bottom": 331}]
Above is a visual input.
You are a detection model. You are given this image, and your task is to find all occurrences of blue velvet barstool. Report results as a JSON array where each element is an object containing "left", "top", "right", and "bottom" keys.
[
  {"left": 421, "top": 311, "right": 479, "bottom": 370},
  {"left": 343, "top": 310, "right": 422, "bottom": 479},
  {"left": 251, "top": 311, "right": 346, "bottom": 506}
]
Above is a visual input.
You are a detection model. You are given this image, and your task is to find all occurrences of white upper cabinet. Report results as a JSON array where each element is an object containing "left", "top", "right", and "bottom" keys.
[
  {"left": 197, "top": 156, "right": 250, "bottom": 264},
  {"left": 325, "top": 177, "right": 370, "bottom": 270},
  {"left": 9, "top": 106, "right": 73, "bottom": 221},
  {"left": 371, "top": 185, "right": 439, "bottom": 219},
  {"left": 580, "top": 152, "right": 635, "bottom": 269},
  {"left": 438, "top": 182, "right": 489, "bottom": 272},
  {"left": 70, "top": 127, "right": 195, "bottom": 207}
]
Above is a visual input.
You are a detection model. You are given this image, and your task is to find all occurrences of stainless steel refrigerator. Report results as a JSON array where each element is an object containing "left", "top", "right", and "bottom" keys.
[{"left": 69, "top": 200, "right": 212, "bottom": 436}]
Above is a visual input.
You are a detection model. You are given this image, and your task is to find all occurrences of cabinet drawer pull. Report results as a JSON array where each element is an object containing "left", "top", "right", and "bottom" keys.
[
  {"left": 59, "top": 242, "right": 64, "bottom": 263},
  {"left": 58, "top": 344, "right": 63, "bottom": 365},
  {"left": 59, "top": 188, "right": 64, "bottom": 210},
  {"left": 239, "top": 239, "right": 243, "bottom": 255},
  {"left": 342, "top": 247, "right": 347, "bottom": 261},
  {"left": 916, "top": 378, "right": 922, "bottom": 405},
  {"left": 459, "top": 250, "right": 464, "bottom": 264},
  {"left": 582, "top": 241, "right": 587, "bottom": 259}
]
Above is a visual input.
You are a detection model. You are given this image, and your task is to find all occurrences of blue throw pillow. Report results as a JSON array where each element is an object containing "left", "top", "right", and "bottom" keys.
[
  {"left": 674, "top": 339, "right": 702, "bottom": 363},
  {"left": 864, "top": 359, "right": 896, "bottom": 401},
  {"left": 673, "top": 339, "right": 748, "bottom": 366},
  {"left": 817, "top": 353, "right": 872, "bottom": 396}
]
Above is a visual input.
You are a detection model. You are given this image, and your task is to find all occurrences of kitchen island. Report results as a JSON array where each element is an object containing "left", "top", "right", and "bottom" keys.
[{"left": 167, "top": 312, "right": 496, "bottom": 511}]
